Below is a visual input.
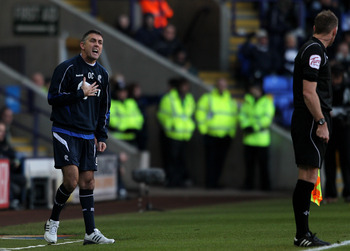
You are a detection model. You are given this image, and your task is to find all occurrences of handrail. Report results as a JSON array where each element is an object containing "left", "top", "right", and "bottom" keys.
[
  {"left": 0, "top": 91, "right": 52, "bottom": 149},
  {"left": 0, "top": 63, "right": 47, "bottom": 99},
  {"left": 182, "top": 6, "right": 211, "bottom": 46},
  {"left": 0, "top": 61, "right": 52, "bottom": 157},
  {"left": 0, "top": 86, "right": 50, "bottom": 118}
]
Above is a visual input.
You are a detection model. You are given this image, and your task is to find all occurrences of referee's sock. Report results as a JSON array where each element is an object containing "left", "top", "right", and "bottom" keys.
[
  {"left": 80, "top": 189, "right": 96, "bottom": 235},
  {"left": 50, "top": 184, "right": 71, "bottom": 221},
  {"left": 292, "top": 179, "right": 314, "bottom": 239}
]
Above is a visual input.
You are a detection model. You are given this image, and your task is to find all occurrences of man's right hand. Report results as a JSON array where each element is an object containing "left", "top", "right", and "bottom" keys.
[
  {"left": 81, "top": 77, "right": 99, "bottom": 98},
  {"left": 316, "top": 122, "right": 329, "bottom": 143}
]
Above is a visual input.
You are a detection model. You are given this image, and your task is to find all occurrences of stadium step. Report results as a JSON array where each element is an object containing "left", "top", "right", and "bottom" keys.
[
  {"left": 198, "top": 71, "right": 244, "bottom": 100},
  {"left": 66, "top": 37, "right": 81, "bottom": 54},
  {"left": 11, "top": 137, "right": 30, "bottom": 146},
  {"left": 228, "top": 1, "right": 260, "bottom": 72},
  {"left": 229, "top": 1, "right": 260, "bottom": 35},
  {"left": 11, "top": 137, "right": 48, "bottom": 157},
  {"left": 63, "top": 0, "right": 91, "bottom": 13},
  {"left": 199, "top": 71, "right": 231, "bottom": 84}
]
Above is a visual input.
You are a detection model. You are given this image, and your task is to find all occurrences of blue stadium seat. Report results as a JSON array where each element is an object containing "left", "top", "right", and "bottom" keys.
[
  {"left": 263, "top": 75, "right": 290, "bottom": 94},
  {"left": 281, "top": 108, "right": 294, "bottom": 127},
  {"left": 5, "top": 86, "right": 21, "bottom": 113},
  {"left": 287, "top": 76, "right": 294, "bottom": 90},
  {"left": 273, "top": 92, "right": 293, "bottom": 110}
]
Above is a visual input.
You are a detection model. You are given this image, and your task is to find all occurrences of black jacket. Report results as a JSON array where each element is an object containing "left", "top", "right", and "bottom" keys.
[{"left": 48, "top": 55, "right": 111, "bottom": 142}]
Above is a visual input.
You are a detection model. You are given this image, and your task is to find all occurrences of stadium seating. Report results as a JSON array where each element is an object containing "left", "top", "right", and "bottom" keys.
[
  {"left": 263, "top": 75, "right": 294, "bottom": 128},
  {"left": 282, "top": 108, "right": 293, "bottom": 127},
  {"left": 263, "top": 74, "right": 292, "bottom": 94},
  {"left": 273, "top": 92, "right": 293, "bottom": 110}
]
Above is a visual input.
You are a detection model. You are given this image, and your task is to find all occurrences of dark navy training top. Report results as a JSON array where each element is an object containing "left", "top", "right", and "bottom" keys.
[
  {"left": 293, "top": 37, "right": 332, "bottom": 112},
  {"left": 48, "top": 55, "right": 111, "bottom": 142}
]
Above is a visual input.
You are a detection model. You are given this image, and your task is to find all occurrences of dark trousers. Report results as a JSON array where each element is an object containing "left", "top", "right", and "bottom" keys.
[
  {"left": 10, "top": 173, "right": 27, "bottom": 205},
  {"left": 204, "top": 135, "right": 231, "bottom": 188},
  {"left": 324, "top": 122, "right": 350, "bottom": 198},
  {"left": 244, "top": 145, "right": 270, "bottom": 190},
  {"left": 165, "top": 138, "right": 188, "bottom": 187}
]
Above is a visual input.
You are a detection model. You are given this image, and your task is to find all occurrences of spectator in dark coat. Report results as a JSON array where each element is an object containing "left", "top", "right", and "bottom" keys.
[
  {"left": 283, "top": 32, "right": 299, "bottom": 76},
  {"left": 134, "top": 13, "right": 161, "bottom": 49},
  {"left": 0, "top": 121, "right": 26, "bottom": 210},
  {"left": 263, "top": 0, "right": 299, "bottom": 52},
  {"left": 172, "top": 48, "right": 198, "bottom": 76},
  {"left": 115, "top": 14, "right": 133, "bottom": 37},
  {"left": 153, "top": 24, "right": 184, "bottom": 59},
  {"left": 127, "top": 82, "right": 160, "bottom": 150},
  {"left": 0, "top": 106, "right": 14, "bottom": 145},
  {"left": 240, "top": 29, "right": 281, "bottom": 87}
]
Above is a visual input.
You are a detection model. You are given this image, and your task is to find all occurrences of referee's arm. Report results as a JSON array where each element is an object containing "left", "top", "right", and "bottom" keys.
[{"left": 303, "top": 80, "right": 329, "bottom": 143}]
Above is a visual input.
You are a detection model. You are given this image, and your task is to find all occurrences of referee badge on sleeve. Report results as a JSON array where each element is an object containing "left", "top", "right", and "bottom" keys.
[{"left": 309, "top": 55, "right": 321, "bottom": 69}]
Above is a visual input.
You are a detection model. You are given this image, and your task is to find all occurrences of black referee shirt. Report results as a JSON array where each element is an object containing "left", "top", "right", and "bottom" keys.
[{"left": 293, "top": 37, "right": 332, "bottom": 112}]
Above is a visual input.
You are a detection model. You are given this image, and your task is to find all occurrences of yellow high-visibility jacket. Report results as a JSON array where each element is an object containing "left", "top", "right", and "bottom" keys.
[
  {"left": 109, "top": 98, "right": 144, "bottom": 140},
  {"left": 157, "top": 89, "right": 196, "bottom": 141},
  {"left": 195, "top": 88, "right": 238, "bottom": 138},
  {"left": 239, "top": 94, "right": 275, "bottom": 147}
]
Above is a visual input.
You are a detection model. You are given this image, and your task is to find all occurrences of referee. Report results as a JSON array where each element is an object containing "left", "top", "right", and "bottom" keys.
[{"left": 291, "top": 10, "right": 338, "bottom": 247}]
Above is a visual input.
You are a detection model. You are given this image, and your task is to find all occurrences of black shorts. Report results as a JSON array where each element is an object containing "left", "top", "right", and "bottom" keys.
[
  {"left": 291, "top": 109, "right": 331, "bottom": 168},
  {"left": 52, "top": 132, "right": 97, "bottom": 171}
]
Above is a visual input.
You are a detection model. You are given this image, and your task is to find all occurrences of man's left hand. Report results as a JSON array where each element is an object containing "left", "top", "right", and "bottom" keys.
[{"left": 97, "top": 141, "right": 107, "bottom": 152}]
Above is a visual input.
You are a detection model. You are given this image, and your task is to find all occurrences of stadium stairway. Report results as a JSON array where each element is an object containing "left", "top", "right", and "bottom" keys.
[
  {"left": 198, "top": 71, "right": 244, "bottom": 101},
  {"left": 228, "top": 1, "right": 260, "bottom": 75},
  {"left": 195, "top": 1, "right": 262, "bottom": 102},
  {"left": 63, "top": 0, "right": 90, "bottom": 13},
  {"left": 197, "top": 2, "right": 261, "bottom": 102},
  {"left": 11, "top": 137, "right": 48, "bottom": 158}
]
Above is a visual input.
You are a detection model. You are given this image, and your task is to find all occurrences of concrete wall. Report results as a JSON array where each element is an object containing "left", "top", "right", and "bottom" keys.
[
  {"left": 270, "top": 125, "right": 298, "bottom": 190},
  {"left": 0, "top": 0, "right": 60, "bottom": 76},
  {"left": 167, "top": 0, "right": 222, "bottom": 70}
]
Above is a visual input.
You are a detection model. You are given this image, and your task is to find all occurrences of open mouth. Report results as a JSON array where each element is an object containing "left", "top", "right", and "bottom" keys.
[{"left": 92, "top": 49, "right": 99, "bottom": 56}]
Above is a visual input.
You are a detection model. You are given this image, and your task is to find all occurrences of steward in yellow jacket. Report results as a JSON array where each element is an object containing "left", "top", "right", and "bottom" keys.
[
  {"left": 195, "top": 78, "right": 238, "bottom": 188},
  {"left": 157, "top": 78, "right": 195, "bottom": 187},
  {"left": 109, "top": 85, "right": 144, "bottom": 146},
  {"left": 157, "top": 86, "right": 195, "bottom": 142},
  {"left": 239, "top": 84, "right": 275, "bottom": 190}
]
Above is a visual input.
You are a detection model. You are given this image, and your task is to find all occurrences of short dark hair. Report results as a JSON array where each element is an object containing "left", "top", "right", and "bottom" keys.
[
  {"left": 81, "top": 29, "right": 103, "bottom": 43},
  {"left": 314, "top": 10, "right": 338, "bottom": 34},
  {"left": 168, "top": 77, "right": 180, "bottom": 88},
  {"left": 177, "top": 77, "right": 189, "bottom": 86},
  {"left": 0, "top": 106, "right": 11, "bottom": 116}
]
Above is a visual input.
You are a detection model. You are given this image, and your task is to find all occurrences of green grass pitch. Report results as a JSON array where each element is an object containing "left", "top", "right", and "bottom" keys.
[{"left": 1, "top": 198, "right": 350, "bottom": 250}]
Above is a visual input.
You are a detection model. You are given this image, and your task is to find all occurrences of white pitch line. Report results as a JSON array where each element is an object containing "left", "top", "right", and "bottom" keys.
[
  {"left": 305, "top": 240, "right": 350, "bottom": 251},
  {"left": 0, "top": 240, "right": 82, "bottom": 250}
]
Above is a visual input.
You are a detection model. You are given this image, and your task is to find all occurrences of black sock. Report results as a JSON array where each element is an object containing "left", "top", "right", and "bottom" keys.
[
  {"left": 80, "top": 189, "right": 95, "bottom": 235},
  {"left": 50, "top": 184, "right": 71, "bottom": 221},
  {"left": 292, "top": 179, "right": 315, "bottom": 239}
]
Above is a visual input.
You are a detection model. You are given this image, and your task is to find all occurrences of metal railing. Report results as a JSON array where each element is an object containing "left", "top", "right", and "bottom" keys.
[{"left": 0, "top": 61, "right": 52, "bottom": 157}]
